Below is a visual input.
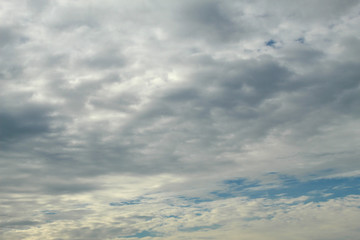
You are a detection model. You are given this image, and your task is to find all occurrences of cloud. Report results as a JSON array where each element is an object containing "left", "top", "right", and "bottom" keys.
[
  {"left": 0, "top": 107, "right": 51, "bottom": 144},
  {"left": 1, "top": 0, "right": 360, "bottom": 239}
]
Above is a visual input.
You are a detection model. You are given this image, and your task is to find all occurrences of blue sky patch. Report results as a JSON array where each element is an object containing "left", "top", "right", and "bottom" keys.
[
  {"left": 41, "top": 210, "right": 57, "bottom": 215},
  {"left": 164, "top": 215, "right": 180, "bottom": 219},
  {"left": 178, "top": 196, "right": 214, "bottom": 204},
  {"left": 179, "top": 224, "right": 221, "bottom": 232},
  {"left": 110, "top": 198, "right": 142, "bottom": 206},
  {"left": 265, "top": 39, "right": 276, "bottom": 47},
  {"left": 296, "top": 37, "right": 305, "bottom": 43},
  {"left": 118, "top": 230, "right": 160, "bottom": 238},
  {"left": 220, "top": 175, "right": 360, "bottom": 203}
]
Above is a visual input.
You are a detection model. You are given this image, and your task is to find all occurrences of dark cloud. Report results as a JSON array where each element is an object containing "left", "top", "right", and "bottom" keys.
[
  {"left": 258, "top": 0, "right": 360, "bottom": 23},
  {"left": 79, "top": 48, "right": 126, "bottom": 70},
  {"left": 0, "top": 27, "right": 26, "bottom": 81},
  {"left": 0, "top": 106, "right": 52, "bottom": 144},
  {"left": 43, "top": 182, "right": 99, "bottom": 195},
  {"left": 175, "top": 1, "right": 244, "bottom": 43},
  {"left": 0, "top": 26, "right": 22, "bottom": 48},
  {"left": 48, "top": 5, "right": 100, "bottom": 30},
  {"left": 280, "top": 45, "right": 324, "bottom": 65},
  {"left": 26, "top": 0, "right": 50, "bottom": 13},
  {"left": 0, "top": 220, "right": 41, "bottom": 230}
]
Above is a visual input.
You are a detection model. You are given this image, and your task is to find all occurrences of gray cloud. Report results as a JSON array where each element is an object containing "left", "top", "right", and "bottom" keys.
[
  {"left": 0, "top": 220, "right": 41, "bottom": 230},
  {"left": 0, "top": 106, "right": 52, "bottom": 145},
  {"left": 174, "top": 1, "right": 245, "bottom": 43},
  {"left": 0, "top": 26, "right": 23, "bottom": 48},
  {"left": 1, "top": 0, "right": 360, "bottom": 239}
]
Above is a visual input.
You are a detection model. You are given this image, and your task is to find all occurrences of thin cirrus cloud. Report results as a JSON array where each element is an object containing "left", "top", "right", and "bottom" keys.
[{"left": 1, "top": 0, "right": 360, "bottom": 239}]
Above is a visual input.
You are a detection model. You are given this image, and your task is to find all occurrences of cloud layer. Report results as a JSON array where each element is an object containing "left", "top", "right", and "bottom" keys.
[{"left": 1, "top": 0, "right": 360, "bottom": 239}]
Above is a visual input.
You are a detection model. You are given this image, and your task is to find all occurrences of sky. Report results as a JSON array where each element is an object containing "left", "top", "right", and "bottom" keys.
[{"left": 1, "top": 0, "right": 360, "bottom": 239}]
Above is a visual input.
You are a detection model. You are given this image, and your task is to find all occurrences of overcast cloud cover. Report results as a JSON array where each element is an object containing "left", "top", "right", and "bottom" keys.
[{"left": 1, "top": 0, "right": 360, "bottom": 239}]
